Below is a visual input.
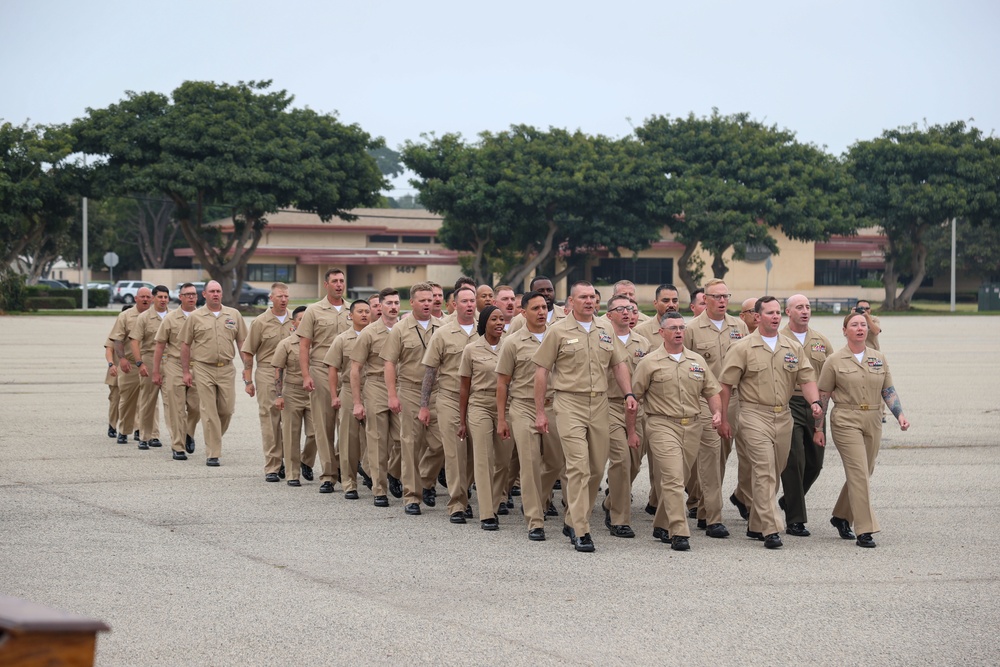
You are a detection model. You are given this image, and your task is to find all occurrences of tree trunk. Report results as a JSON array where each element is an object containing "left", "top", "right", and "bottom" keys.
[
  {"left": 711, "top": 252, "right": 730, "bottom": 280},
  {"left": 881, "top": 254, "right": 898, "bottom": 311},
  {"left": 502, "top": 219, "right": 559, "bottom": 289},
  {"left": 895, "top": 223, "right": 930, "bottom": 310},
  {"left": 676, "top": 241, "right": 700, "bottom": 295}
]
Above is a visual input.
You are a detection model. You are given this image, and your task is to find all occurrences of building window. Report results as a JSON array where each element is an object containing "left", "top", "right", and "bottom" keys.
[
  {"left": 369, "top": 234, "right": 398, "bottom": 244},
  {"left": 815, "top": 259, "right": 859, "bottom": 286},
  {"left": 247, "top": 264, "right": 297, "bottom": 283},
  {"left": 401, "top": 235, "right": 432, "bottom": 244},
  {"left": 592, "top": 258, "right": 673, "bottom": 286}
]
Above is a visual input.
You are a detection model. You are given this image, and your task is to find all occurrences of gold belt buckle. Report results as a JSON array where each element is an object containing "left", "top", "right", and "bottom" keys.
[
  {"left": 859, "top": 404, "right": 870, "bottom": 411},
  {"left": 217, "top": 362, "right": 226, "bottom": 367},
  {"left": 590, "top": 391, "right": 597, "bottom": 397},
  {"left": 679, "top": 417, "right": 690, "bottom": 426},
  {"left": 772, "top": 405, "right": 782, "bottom": 413}
]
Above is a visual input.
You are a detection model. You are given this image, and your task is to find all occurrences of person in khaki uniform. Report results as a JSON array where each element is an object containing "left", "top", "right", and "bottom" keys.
[
  {"left": 599, "top": 295, "right": 651, "bottom": 539},
  {"left": 778, "top": 294, "right": 834, "bottom": 537},
  {"left": 533, "top": 281, "right": 636, "bottom": 553},
  {"left": 682, "top": 279, "right": 749, "bottom": 538},
  {"left": 324, "top": 300, "right": 371, "bottom": 498},
  {"left": 459, "top": 306, "right": 508, "bottom": 529},
  {"left": 739, "top": 298, "right": 760, "bottom": 334},
  {"left": 630, "top": 311, "right": 723, "bottom": 551},
  {"left": 109, "top": 288, "right": 152, "bottom": 444},
  {"left": 104, "top": 339, "right": 120, "bottom": 438},
  {"left": 130, "top": 285, "right": 169, "bottom": 449},
  {"left": 682, "top": 287, "right": 706, "bottom": 518},
  {"left": 496, "top": 291, "right": 566, "bottom": 541},
  {"left": 633, "top": 283, "right": 680, "bottom": 344},
  {"left": 351, "top": 288, "right": 402, "bottom": 507},
  {"left": 506, "top": 276, "right": 565, "bottom": 334},
  {"left": 719, "top": 296, "right": 822, "bottom": 549},
  {"left": 180, "top": 280, "right": 248, "bottom": 466},
  {"left": 273, "top": 307, "right": 316, "bottom": 486},
  {"left": 419, "top": 286, "right": 479, "bottom": 523},
  {"left": 298, "top": 269, "right": 352, "bottom": 493},
  {"left": 382, "top": 283, "right": 444, "bottom": 516},
  {"left": 817, "top": 312, "right": 910, "bottom": 548},
  {"left": 241, "top": 283, "right": 295, "bottom": 482},
  {"left": 152, "top": 283, "right": 201, "bottom": 460}
]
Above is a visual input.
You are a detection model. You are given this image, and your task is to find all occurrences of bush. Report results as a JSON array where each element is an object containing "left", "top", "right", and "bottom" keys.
[
  {"left": 0, "top": 270, "right": 28, "bottom": 312},
  {"left": 21, "top": 286, "right": 110, "bottom": 308},
  {"left": 25, "top": 296, "right": 76, "bottom": 310}
]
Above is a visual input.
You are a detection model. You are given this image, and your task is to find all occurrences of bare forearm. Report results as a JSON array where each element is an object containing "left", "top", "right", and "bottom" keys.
[
  {"left": 275, "top": 368, "right": 284, "bottom": 397},
  {"left": 181, "top": 344, "right": 191, "bottom": 373},
  {"left": 420, "top": 367, "right": 437, "bottom": 408},
  {"left": 533, "top": 366, "right": 549, "bottom": 414},
  {"left": 241, "top": 351, "right": 253, "bottom": 373},
  {"left": 350, "top": 362, "right": 363, "bottom": 404},
  {"left": 113, "top": 340, "right": 125, "bottom": 359},
  {"left": 815, "top": 391, "right": 831, "bottom": 429},
  {"left": 385, "top": 361, "right": 398, "bottom": 400},
  {"left": 882, "top": 385, "right": 904, "bottom": 419},
  {"left": 612, "top": 362, "right": 632, "bottom": 395},
  {"left": 298, "top": 337, "right": 312, "bottom": 378}
]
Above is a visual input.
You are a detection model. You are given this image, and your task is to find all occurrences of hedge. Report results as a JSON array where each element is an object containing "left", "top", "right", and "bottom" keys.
[
  {"left": 23, "top": 286, "right": 110, "bottom": 308},
  {"left": 26, "top": 296, "right": 77, "bottom": 310}
]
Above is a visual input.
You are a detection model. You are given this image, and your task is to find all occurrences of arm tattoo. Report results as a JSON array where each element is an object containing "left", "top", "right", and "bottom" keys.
[
  {"left": 244, "top": 356, "right": 253, "bottom": 372},
  {"left": 113, "top": 340, "right": 125, "bottom": 359},
  {"left": 815, "top": 392, "right": 831, "bottom": 430},
  {"left": 881, "top": 385, "right": 903, "bottom": 419},
  {"left": 275, "top": 368, "right": 284, "bottom": 397},
  {"left": 420, "top": 367, "right": 438, "bottom": 408}
]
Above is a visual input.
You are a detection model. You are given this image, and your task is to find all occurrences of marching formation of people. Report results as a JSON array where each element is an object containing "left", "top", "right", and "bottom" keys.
[{"left": 104, "top": 271, "right": 910, "bottom": 553}]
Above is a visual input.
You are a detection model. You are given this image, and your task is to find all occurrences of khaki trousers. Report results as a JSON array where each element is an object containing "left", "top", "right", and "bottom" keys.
[
  {"left": 281, "top": 381, "right": 311, "bottom": 482},
  {"left": 398, "top": 381, "right": 443, "bottom": 505},
  {"left": 162, "top": 358, "right": 199, "bottom": 452},
  {"left": 116, "top": 366, "right": 141, "bottom": 435},
  {"left": 830, "top": 408, "right": 882, "bottom": 535},
  {"left": 509, "top": 399, "right": 554, "bottom": 530},
  {"left": 136, "top": 364, "right": 162, "bottom": 441},
  {"left": 648, "top": 415, "right": 702, "bottom": 538},
  {"left": 255, "top": 363, "right": 283, "bottom": 474},
  {"left": 739, "top": 404, "right": 792, "bottom": 536},
  {"left": 554, "top": 392, "right": 610, "bottom": 539},
  {"left": 696, "top": 394, "right": 740, "bottom": 525},
  {"left": 363, "top": 377, "right": 400, "bottom": 497},
  {"left": 491, "top": 406, "right": 515, "bottom": 510},
  {"left": 604, "top": 402, "right": 645, "bottom": 526},
  {"left": 467, "top": 393, "right": 502, "bottom": 521},
  {"left": 193, "top": 361, "right": 236, "bottom": 460},
  {"left": 107, "top": 384, "right": 120, "bottom": 430},
  {"left": 437, "top": 389, "right": 473, "bottom": 515},
  {"left": 781, "top": 396, "right": 826, "bottom": 524},
  {"left": 308, "top": 362, "right": 339, "bottom": 483},
  {"left": 338, "top": 385, "right": 366, "bottom": 492}
]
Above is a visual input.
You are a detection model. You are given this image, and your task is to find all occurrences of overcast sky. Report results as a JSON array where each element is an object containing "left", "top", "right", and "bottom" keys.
[{"left": 3, "top": 0, "right": 997, "bottom": 194}]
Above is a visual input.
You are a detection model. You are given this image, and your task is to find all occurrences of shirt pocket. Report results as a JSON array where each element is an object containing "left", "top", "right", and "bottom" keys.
[{"left": 696, "top": 342, "right": 715, "bottom": 362}]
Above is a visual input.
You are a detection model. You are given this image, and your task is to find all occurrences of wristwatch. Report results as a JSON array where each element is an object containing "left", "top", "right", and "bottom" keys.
[
  {"left": 136, "top": 360, "right": 144, "bottom": 367},
  {"left": 244, "top": 380, "right": 253, "bottom": 386}
]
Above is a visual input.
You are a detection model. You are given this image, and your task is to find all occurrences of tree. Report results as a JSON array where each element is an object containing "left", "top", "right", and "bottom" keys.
[
  {"left": 636, "top": 110, "right": 858, "bottom": 294},
  {"left": 73, "top": 80, "right": 387, "bottom": 304},
  {"left": 402, "top": 126, "right": 666, "bottom": 287},
  {"left": 923, "top": 218, "right": 1000, "bottom": 282},
  {"left": 848, "top": 121, "right": 1000, "bottom": 310}
]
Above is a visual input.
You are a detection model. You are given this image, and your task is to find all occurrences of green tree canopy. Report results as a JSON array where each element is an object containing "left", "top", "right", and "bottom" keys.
[
  {"left": 72, "top": 80, "right": 387, "bottom": 303},
  {"left": 848, "top": 121, "right": 1000, "bottom": 310},
  {"left": 402, "top": 125, "right": 666, "bottom": 287},
  {"left": 636, "top": 110, "right": 857, "bottom": 294}
]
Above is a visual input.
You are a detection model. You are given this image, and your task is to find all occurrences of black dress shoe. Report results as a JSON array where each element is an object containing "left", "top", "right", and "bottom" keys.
[
  {"left": 148, "top": 438, "right": 162, "bottom": 448},
  {"left": 609, "top": 524, "right": 635, "bottom": 538},
  {"left": 746, "top": 530, "right": 765, "bottom": 541},
  {"left": 387, "top": 474, "right": 403, "bottom": 499},
  {"left": 830, "top": 516, "right": 856, "bottom": 540},
  {"left": 301, "top": 464, "right": 314, "bottom": 482},
  {"left": 545, "top": 502, "right": 559, "bottom": 518},
  {"left": 778, "top": 495, "right": 787, "bottom": 511},
  {"left": 644, "top": 503, "right": 657, "bottom": 516},
  {"left": 481, "top": 517, "right": 499, "bottom": 531},
  {"left": 438, "top": 467, "right": 448, "bottom": 489},
  {"left": 574, "top": 533, "right": 595, "bottom": 552},
  {"left": 206, "top": 458, "right": 220, "bottom": 467},
  {"left": 373, "top": 495, "right": 389, "bottom": 507},
  {"left": 856, "top": 533, "right": 877, "bottom": 548},
  {"left": 764, "top": 533, "right": 783, "bottom": 549},
  {"left": 422, "top": 488, "right": 436, "bottom": 507},
  {"left": 107, "top": 425, "right": 117, "bottom": 438},
  {"left": 706, "top": 523, "right": 730, "bottom": 538},
  {"left": 496, "top": 504, "right": 509, "bottom": 516},
  {"left": 505, "top": 493, "right": 514, "bottom": 509},
  {"left": 786, "top": 522, "right": 811, "bottom": 537},
  {"left": 319, "top": 481, "right": 335, "bottom": 494},
  {"left": 528, "top": 527, "right": 545, "bottom": 541},
  {"left": 511, "top": 485, "right": 521, "bottom": 497},
  {"left": 562, "top": 523, "right": 576, "bottom": 542},
  {"left": 265, "top": 472, "right": 280, "bottom": 483},
  {"left": 730, "top": 494, "right": 750, "bottom": 520},
  {"left": 464, "top": 505, "right": 474, "bottom": 519},
  {"left": 133, "top": 430, "right": 140, "bottom": 441},
  {"left": 449, "top": 511, "right": 466, "bottom": 524},
  {"left": 653, "top": 527, "right": 669, "bottom": 542},
  {"left": 116, "top": 433, "right": 128, "bottom": 444},
  {"left": 172, "top": 451, "right": 187, "bottom": 461},
  {"left": 671, "top": 536, "right": 691, "bottom": 551},
  {"left": 603, "top": 508, "right": 612, "bottom": 529},
  {"left": 697, "top": 518, "right": 707, "bottom": 529},
  {"left": 137, "top": 441, "right": 149, "bottom": 450},
  {"left": 405, "top": 503, "right": 422, "bottom": 516},
  {"left": 185, "top": 434, "right": 196, "bottom": 454},
  {"left": 344, "top": 490, "right": 359, "bottom": 500},
  {"left": 358, "top": 464, "right": 371, "bottom": 488},
  {"left": 287, "top": 479, "right": 301, "bottom": 487},
  {"left": 687, "top": 507, "right": 698, "bottom": 519},
  {"left": 278, "top": 464, "right": 285, "bottom": 479}
]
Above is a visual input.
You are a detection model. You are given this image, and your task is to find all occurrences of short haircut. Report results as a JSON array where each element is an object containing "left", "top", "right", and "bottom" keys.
[
  {"left": 454, "top": 276, "right": 476, "bottom": 291},
  {"left": 659, "top": 310, "right": 684, "bottom": 326},
  {"left": 455, "top": 285, "right": 476, "bottom": 300},
  {"left": 379, "top": 287, "right": 399, "bottom": 301},
  {"left": 521, "top": 291, "right": 545, "bottom": 309},
  {"left": 428, "top": 281, "right": 442, "bottom": 291},
  {"left": 856, "top": 298, "right": 871, "bottom": 306},
  {"left": 569, "top": 280, "right": 593, "bottom": 297},
  {"left": 529, "top": 275, "right": 552, "bottom": 289},
  {"left": 607, "top": 294, "right": 631, "bottom": 311},
  {"left": 613, "top": 280, "right": 636, "bottom": 293},
  {"left": 690, "top": 287, "right": 704, "bottom": 301},
  {"left": 494, "top": 284, "right": 514, "bottom": 295},
  {"left": 704, "top": 278, "right": 727, "bottom": 291},
  {"left": 152, "top": 284, "right": 169, "bottom": 296},
  {"left": 180, "top": 282, "right": 195, "bottom": 291},
  {"left": 292, "top": 305, "right": 307, "bottom": 317},
  {"left": 410, "top": 281, "right": 433, "bottom": 296},
  {"left": 755, "top": 296, "right": 779, "bottom": 313},
  {"left": 843, "top": 311, "right": 868, "bottom": 327},
  {"left": 654, "top": 283, "right": 678, "bottom": 299},
  {"left": 350, "top": 299, "right": 370, "bottom": 313},
  {"left": 270, "top": 282, "right": 289, "bottom": 293},
  {"left": 324, "top": 268, "right": 345, "bottom": 281}
]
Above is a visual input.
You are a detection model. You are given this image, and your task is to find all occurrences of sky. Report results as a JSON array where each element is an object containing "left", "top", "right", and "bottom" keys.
[{"left": 2, "top": 0, "right": 998, "bottom": 195}]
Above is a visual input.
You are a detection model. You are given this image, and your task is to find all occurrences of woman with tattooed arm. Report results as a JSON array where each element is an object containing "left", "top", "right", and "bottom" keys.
[{"left": 814, "top": 311, "right": 911, "bottom": 548}]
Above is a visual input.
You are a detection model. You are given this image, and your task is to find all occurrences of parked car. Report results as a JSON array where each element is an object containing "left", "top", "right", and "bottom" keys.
[
  {"left": 36, "top": 278, "right": 69, "bottom": 289},
  {"left": 111, "top": 280, "right": 155, "bottom": 304},
  {"left": 176, "top": 282, "right": 270, "bottom": 307},
  {"left": 86, "top": 282, "right": 112, "bottom": 291}
]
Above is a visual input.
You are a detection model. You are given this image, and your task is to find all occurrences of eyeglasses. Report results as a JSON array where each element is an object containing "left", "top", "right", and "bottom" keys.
[
  {"left": 706, "top": 293, "right": 732, "bottom": 300},
  {"left": 608, "top": 306, "right": 638, "bottom": 314},
  {"left": 740, "top": 309, "right": 755, "bottom": 315},
  {"left": 857, "top": 306, "right": 870, "bottom": 311},
  {"left": 179, "top": 292, "right": 198, "bottom": 297},
  {"left": 661, "top": 325, "right": 686, "bottom": 332}
]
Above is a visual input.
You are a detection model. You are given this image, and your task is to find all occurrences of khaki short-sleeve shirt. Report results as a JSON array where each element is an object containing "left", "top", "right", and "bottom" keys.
[
  {"left": 780, "top": 325, "right": 834, "bottom": 397},
  {"left": 818, "top": 346, "right": 893, "bottom": 406},
  {"left": 154, "top": 309, "right": 193, "bottom": 360},
  {"left": 421, "top": 323, "right": 479, "bottom": 394},
  {"left": 495, "top": 326, "right": 549, "bottom": 401},
  {"left": 459, "top": 336, "right": 501, "bottom": 394},
  {"left": 720, "top": 331, "right": 817, "bottom": 406},
  {"left": 322, "top": 328, "right": 363, "bottom": 388},
  {"left": 297, "top": 299, "right": 351, "bottom": 364},
  {"left": 682, "top": 311, "right": 750, "bottom": 378},
  {"left": 632, "top": 347, "right": 721, "bottom": 418},
  {"left": 350, "top": 318, "right": 393, "bottom": 378},
  {"left": 380, "top": 316, "right": 443, "bottom": 384},
  {"left": 607, "top": 332, "right": 651, "bottom": 400},
  {"left": 241, "top": 310, "right": 295, "bottom": 366},
  {"left": 532, "top": 316, "right": 627, "bottom": 394},
  {"left": 507, "top": 307, "right": 565, "bottom": 334},
  {"left": 108, "top": 307, "right": 141, "bottom": 363},
  {"left": 130, "top": 308, "right": 169, "bottom": 359},
  {"left": 179, "top": 306, "right": 248, "bottom": 364},
  {"left": 272, "top": 333, "right": 305, "bottom": 386}
]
